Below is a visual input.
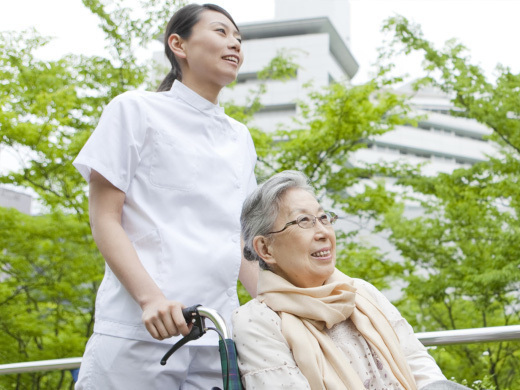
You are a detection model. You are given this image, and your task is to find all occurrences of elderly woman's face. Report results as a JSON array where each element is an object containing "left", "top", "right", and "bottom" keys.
[{"left": 263, "top": 188, "right": 336, "bottom": 288}]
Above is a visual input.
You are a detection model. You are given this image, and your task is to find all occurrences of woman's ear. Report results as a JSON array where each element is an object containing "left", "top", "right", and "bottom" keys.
[
  {"left": 167, "top": 34, "right": 187, "bottom": 59},
  {"left": 253, "top": 235, "right": 276, "bottom": 266}
]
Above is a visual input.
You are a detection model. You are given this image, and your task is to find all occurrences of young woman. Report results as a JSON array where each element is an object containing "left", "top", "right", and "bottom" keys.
[{"left": 73, "top": 4, "right": 258, "bottom": 389}]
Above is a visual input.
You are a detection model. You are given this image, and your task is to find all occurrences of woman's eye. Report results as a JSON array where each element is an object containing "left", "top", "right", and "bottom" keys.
[
  {"left": 299, "top": 216, "right": 312, "bottom": 223},
  {"left": 236, "top": 37, "right": 242, "bottom": 43},
  {"left": 319, "top": 214, "right": 329, "bottom": 223},
  {"left": 216, "top": 28, "right": 225, "bottom": 34}
]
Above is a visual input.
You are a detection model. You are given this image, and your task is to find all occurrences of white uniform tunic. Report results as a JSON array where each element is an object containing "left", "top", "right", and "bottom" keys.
[{"left": 74, "top": 80, "right": 257, "bottom": 345}]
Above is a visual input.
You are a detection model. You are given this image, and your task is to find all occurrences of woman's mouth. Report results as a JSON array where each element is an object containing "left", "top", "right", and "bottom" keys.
[
  {"left": 311, "top": 249, "right": 331, "bottom": 258},
  {"left": 222, "top": 55, "right": 239, "bottom": 64}
]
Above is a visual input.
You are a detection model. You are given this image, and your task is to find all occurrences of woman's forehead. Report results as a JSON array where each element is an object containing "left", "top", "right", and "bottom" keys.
[
  {"left": 198, "top": 10, "right": 239, "bottom": 34},
  {"left": 280, "top": 188, "right": 321, "bottom": 216}
]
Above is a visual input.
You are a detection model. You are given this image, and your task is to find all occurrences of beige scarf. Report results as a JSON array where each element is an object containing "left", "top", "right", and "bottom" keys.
[{"left": 257, "top": 269, "right": 417, "bottom": 390}]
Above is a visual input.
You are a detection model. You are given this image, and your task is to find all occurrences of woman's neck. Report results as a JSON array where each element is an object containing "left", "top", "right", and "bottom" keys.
[{"left": 180, "top": 76, "right": 221, "bottom": 104}]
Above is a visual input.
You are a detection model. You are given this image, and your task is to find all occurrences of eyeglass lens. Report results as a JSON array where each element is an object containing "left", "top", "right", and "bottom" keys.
[{"left": 297, "top": 214, "right": 334, "bottom": 229}]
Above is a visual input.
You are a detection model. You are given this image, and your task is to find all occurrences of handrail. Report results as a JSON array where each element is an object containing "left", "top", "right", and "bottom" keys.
[
  {"left": 1, "top": 325, "right": 520, "bottom": 375},
  {"left": 416, "top": 324, "right": 520, "bottom": 346},
  {"left": 0, "top": 357, "right": 82, "bottom": 375}
]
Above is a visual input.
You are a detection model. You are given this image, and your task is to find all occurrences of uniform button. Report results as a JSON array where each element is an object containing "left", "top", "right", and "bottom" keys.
[
  {"left": 232, "top": 236, "right": 239, "bottom": 243},
  {"left": 226, "top": 287, "right": 235, "bottom": 297},
  {"left": 235, "top": 181, "right": 240, "bottom": 188}
]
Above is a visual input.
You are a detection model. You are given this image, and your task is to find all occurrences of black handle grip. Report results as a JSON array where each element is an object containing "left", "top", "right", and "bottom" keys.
[
  {"left": 160, "top": 304, "right": 204, "bottom": 366},
  {"left": 182, "top": 304, "right": 201, "bottom": 323}
]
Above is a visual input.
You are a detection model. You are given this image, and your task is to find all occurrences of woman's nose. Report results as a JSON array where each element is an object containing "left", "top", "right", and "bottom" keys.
[
  {"left": 313, "top": 219, "right": 330, "bottom": 238},
  {"left": 229, "top": 37, "right": 241, "bottom": 52}
]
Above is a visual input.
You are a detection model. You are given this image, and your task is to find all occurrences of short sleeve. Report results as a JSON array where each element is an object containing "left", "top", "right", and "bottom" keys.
[
  {"left": 73, "top": 92, "right": 147, "bottom": 192},
  {"left": 232, "top": 300, "right": 311, "bottom": 389}
]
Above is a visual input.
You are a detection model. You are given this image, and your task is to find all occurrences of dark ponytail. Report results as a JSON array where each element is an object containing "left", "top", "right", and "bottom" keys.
[
  {"left": 157, "top": 3, "right": 240, "bottom": 92},
  {"left": 157, "top": 69, "right": 178, "bottom": 92}
]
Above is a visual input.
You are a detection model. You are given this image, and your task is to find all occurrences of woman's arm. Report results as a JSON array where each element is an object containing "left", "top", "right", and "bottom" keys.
[
  {"left": 89, "top": 170, "right": 190, "bottom": 339},
  {"left": 232, "top": 300, "right": 310, "bottom": 389}
]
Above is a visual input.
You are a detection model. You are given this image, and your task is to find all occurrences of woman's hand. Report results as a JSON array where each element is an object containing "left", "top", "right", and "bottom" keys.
[{"left": 141, "top": 297, "right": 191, "bottom": 340}]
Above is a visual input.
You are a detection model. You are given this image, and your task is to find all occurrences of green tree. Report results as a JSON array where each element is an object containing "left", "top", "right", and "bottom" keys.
[
  {"left": 377, "top": 16, "right": 520, "bottom": 389},
  {"left": 234, "top": 77, "right": 414, "bottom": 302},
  {"left": 0, "top": 208, "right": 101, "bottom": 389},
  {"left": 0, "top": 0, "right": 184, "bottom": 388},
  {"left": 0, "top": 28, "right": 106, "bottom": 390},
  {"left": 261, "top": 76, "right": 412, "bottom": 288}
]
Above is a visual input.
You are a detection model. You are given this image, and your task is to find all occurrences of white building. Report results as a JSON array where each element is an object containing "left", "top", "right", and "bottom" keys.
[
  {"left": 223, "top": 0, "right": 496, "bottom": 175},
  {"left": 0, "top": 187, "right": 32, "bottom": 214},
  {"left": 353, "top": 83, "right": 495, "bottom": 175},
  {"left": 221, "top": 0, "right": 358, "bottom": 132}
]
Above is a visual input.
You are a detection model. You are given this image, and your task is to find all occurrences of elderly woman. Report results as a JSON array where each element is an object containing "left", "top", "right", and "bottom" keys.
[{"left": 233, "top": 170, "right": 469, "bottom": 390}]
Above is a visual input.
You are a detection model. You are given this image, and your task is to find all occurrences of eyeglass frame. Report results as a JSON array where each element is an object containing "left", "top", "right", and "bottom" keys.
[{"left": 266, "top": 211, "right": 338, "bottom": 235}]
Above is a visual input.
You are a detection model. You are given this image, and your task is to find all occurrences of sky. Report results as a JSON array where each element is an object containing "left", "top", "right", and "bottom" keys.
[{"left": 0, "top": 0, "right": 519, "bottom": 84}]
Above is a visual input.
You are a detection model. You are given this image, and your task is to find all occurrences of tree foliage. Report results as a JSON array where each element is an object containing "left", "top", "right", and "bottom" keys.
[
  {"left": 378, "top": 16, "right": 520, "bottom": 389},
  {"left": 259, "top": 77, "right": 411, "bottom": 288},
  {"left": 0, "top": 208, "right": 101, "bottom": 389},
  {"left": 0, "top": 1, "right": 184, "bottom": 388}
]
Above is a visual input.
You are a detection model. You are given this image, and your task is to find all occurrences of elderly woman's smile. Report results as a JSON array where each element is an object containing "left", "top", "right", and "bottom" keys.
[
  {"left": 256, "top": 187, "right": 337, "bottom": 288},
  {"left": 310, "top": 248, "right": 332, "bottom": 258}
]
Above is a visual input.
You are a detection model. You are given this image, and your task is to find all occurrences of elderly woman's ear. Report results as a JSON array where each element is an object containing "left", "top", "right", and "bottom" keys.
[{"left": 253, "top": 235, "right": 275, "bottom": 265}]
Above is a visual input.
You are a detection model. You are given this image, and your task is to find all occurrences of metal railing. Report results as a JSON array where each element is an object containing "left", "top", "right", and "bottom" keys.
[
  {"left": 0, "top": 357, "right": 82, "bottom": 375},
  {"left": 416, "top": 324, "right": 520, "bottom": 346},
  {"left": 1, "top": 325, "right": 520, "bottom": 376}
]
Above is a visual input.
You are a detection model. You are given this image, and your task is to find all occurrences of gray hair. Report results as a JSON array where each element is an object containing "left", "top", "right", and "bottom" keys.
[{"left": 241, "top": 170, "right": 315, "bottom": 270}]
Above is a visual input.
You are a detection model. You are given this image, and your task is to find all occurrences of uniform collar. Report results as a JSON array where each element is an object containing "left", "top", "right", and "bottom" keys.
[{"left": 170, "top": 80, "right": 225, "bottom": 116}]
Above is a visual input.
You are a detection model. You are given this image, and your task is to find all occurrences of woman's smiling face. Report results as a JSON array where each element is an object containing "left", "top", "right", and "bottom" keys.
[
  {"left": 263, "top": 188, "right": 337, "bottom": 288},
  {"left": 173, "top": 9, "right": 243, "bottom": 92}
]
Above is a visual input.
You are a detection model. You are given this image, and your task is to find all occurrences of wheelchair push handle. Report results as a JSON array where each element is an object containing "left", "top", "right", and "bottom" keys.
[
  {"left": 185, "top": 306, "right": 231, "bottom": 338},
  {"left": 161, "top": 305, "right": 231, "bottom": 366},
  {"left": 182, "top": 305, "right": 201, "bottom": 324},
  {"left": 161, "top": 305, "right": 243, "bottom": 390}
]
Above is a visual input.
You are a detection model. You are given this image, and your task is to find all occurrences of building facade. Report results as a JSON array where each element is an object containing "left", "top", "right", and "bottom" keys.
[
  {"left": 221, "top": 0, "right": 357, "bottom": 132},
  {"left": 0, "top": 187, "right": 32, "bottom": 214},
  {"left": 353, "top": 83, "right": 495, "bottom": 175},
  {"left": 222, "top": 0, "right": 495, "bottom": 174}
]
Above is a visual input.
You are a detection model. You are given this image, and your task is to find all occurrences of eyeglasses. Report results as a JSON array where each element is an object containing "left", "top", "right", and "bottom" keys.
[{"left": 267, "top": 212, "right": 338, "bottom": 235}]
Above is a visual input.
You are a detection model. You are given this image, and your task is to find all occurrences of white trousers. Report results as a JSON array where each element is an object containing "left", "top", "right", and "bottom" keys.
[{"left": 75, "top": 333, "right": 222, "bottom": 390}]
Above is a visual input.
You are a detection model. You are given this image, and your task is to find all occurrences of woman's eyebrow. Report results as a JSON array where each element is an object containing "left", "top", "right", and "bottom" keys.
[
  {"left": 210, "top": 21, "right": 241, "bottom": 37},
  {"left": 288, "top": 206, "right": 324, "bottom": 218}
]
